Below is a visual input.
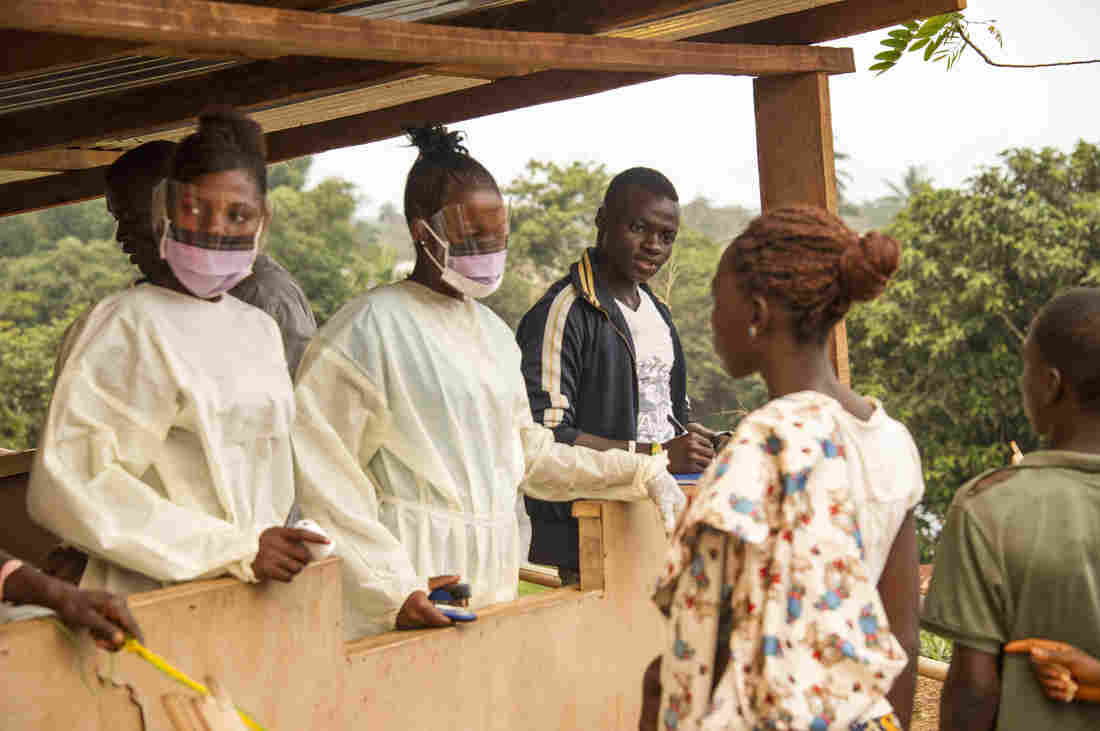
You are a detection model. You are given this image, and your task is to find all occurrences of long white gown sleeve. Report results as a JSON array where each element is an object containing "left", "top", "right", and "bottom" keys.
[
  {"left": 29, "top": 294, "right": 279, "bottom": 586},
  {"left": 515, "top": 372, "right": 668, "bottom": 503},
  {"left": 292, "top": 342, "right": 424, "bottom": 638}
]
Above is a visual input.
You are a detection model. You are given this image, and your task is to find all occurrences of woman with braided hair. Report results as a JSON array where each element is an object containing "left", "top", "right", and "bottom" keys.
[
  {"left": 29, "top": 108, "right": 327, "bottom": 599},
  {"left": 291, "top": 124, "right": 685, "bottom": 638},
  {"left": 640, "top": 206, "right": 923, "bottom": 730}
]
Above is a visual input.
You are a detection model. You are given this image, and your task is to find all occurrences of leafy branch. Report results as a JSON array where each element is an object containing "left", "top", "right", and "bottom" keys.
[{"left": 871, "top": 13, "right": 1100, "bottom": 75}]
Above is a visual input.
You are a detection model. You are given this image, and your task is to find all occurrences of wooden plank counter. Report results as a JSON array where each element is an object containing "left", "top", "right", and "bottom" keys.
[{"left": 1, "top": 498, "right": 671, "bottom": 730}]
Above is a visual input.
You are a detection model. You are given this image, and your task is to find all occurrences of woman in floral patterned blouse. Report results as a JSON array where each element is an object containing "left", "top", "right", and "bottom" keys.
[{"left": 640, "top": 206, "right": 924, "bottom": 731}]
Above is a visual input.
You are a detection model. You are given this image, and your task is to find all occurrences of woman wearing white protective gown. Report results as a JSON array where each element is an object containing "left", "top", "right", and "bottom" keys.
[
  {"left": 29, "top": 109, "right": 326, "bottom": 596},
  {"left": 292, "top": 125, "right": 684, "bottom": 638}
]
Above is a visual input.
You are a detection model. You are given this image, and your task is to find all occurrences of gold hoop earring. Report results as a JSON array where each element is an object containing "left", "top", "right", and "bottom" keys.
[{"left": 749, "top": 326, "right": 758, "bottom": 338}]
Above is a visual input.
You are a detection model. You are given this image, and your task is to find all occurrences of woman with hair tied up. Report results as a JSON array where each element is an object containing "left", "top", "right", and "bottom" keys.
[
  {"left": 29, "top": 109, "right": 326, "bottom": 599},
  {"left": 640, "top": 206, "right": 924, "bottom": 731},
  {"left": 292, "top": 124, "right": 684, "bottom": 638}
]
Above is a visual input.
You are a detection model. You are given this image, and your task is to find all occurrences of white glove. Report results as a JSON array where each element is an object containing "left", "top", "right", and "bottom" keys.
[{"left": 646, "top": 472, "right": 687, "bottom": 535}]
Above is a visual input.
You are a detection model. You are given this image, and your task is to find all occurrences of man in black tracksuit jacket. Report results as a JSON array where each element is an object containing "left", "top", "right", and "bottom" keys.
[{"left": 516, "top": 168, "right": 720, "bottom": 583}]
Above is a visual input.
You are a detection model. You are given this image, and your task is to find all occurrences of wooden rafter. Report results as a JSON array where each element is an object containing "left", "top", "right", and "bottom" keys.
[
  {"left": 0, "top": 0, "right": 520, "bottom": 81},
  {"left": 264, "top": 69, "right": 661, "bottom": 161},
  {"left": 1, "top": 0, "right": 854, "bottom": 76},
  {"left": 0, "top": 149, "right": 122, "bottom": 171},
  {"left": 601, "top": 0, "right": 844, "bottom": 40},
  {"left": 699, "top": 0, "right": 967, "bottom": 43}
]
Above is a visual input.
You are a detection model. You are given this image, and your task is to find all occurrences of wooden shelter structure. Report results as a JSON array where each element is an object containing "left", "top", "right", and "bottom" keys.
[{"left": 0, "top": 1, "right": 964, "bottom": 728}]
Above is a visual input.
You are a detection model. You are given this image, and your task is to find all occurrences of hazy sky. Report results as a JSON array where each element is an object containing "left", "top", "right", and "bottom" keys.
[{"left": 309, "top": 0, "right": 1100, "bottom": 214}]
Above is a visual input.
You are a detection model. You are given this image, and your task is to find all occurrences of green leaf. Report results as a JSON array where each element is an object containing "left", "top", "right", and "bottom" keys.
[
  {"left": 916, "top": 14, "right": 952, "bottom": 38},
  {"left": 869, "top": 61, "right": 896, "bottom": 72},
  {"left": 908, "top": 38, "right": 930, "bottom": 52},
  {"left": 924, "top": 33, "right": 947, "bottom": 61},
  {"left": 874, "top": 50, "right": 903, "bottom": 62},
  {"left": 904, "top": 20, "right": 920, "bottom": 31},
  {"left": 889, "top": 29, "right": 912, "bottom": 40},
  {"left": 881, "top": 38, "right": 909, "bottom": 50}
]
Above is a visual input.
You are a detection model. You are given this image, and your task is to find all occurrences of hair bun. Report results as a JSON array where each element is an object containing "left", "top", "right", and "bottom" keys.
[
  {"left": 197, "top": 106, "right": 266, "bottom": 162},
  {"left": 405, "top": 123, "right": 467, "bottom": 160},
  {"left": 838, "top": 230, "right": 900, "bottom": 302}
]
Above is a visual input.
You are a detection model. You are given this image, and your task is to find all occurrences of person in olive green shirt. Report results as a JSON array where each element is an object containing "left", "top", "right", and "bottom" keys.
[{"left": 922, "top": 287, "right": 1100, "bottom": 731}]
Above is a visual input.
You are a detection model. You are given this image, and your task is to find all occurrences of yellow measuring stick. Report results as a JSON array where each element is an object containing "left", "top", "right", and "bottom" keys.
[{"left": 123, "top": 639, "right": 266, "bottom": 731}]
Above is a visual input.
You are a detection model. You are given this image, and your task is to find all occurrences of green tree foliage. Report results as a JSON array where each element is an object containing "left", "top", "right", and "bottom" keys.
[
  {"left": 848, "top": 141, "right": 1100, "bottom": 555},
  {"left": 0, "top": 237, "right": 132, "bottom": 447}
]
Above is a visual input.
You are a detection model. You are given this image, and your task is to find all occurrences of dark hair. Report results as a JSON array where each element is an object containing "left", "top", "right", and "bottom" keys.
[
  {"left": 106, "top": 140, "right": 177, "bottom": 191},
  {"left": 170, "top": 107, "right": 267, "bottom": 195},
  {"left": 402, "top": 124, "right": 499, "bottom": 223},
  {"left": 1032, "top": 288, "right": 1100, "bottom": 411},
  {"left": 604, "top": 167, "right": 679, "bottom": 209},
  {"left": 726, "top": 205, "right": 900, "bottom": 343}
]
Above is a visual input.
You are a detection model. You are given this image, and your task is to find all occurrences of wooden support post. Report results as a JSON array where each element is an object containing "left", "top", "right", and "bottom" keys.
[
  {"left": 572, "top": 501, "right": 606, "bottom": 592},
  {"left": 753, "top": 71, "right": 850, "bottom": 383}
]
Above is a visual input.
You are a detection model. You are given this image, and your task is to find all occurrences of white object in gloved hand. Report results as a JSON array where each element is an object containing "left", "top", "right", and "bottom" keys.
[
  {"left": 646, "top": 472, "right": 687, "bottom": 535},
  {"left": 293, "top": 519, "right": 335, "bottom": 561}
]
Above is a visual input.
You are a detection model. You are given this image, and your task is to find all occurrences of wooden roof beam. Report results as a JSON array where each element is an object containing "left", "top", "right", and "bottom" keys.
[
  {"left": 0, "top": 0, "right": 526, "bottom": 81},
  {"left": 1, "top": 0, "right": 854, "bottom": 76}
]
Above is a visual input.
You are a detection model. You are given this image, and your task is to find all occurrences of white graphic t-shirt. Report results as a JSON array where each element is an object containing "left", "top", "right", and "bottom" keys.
[{"left": 617, "top": 290, "right": 676, "bottom": 444}]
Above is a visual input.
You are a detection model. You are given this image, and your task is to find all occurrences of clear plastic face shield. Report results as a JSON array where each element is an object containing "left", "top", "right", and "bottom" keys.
[
  {"left": 420, "top": 200, "right": 510, "bottom": 298},
  {"left": 152, "top": 179, "right": 268, "bottom": 298}
]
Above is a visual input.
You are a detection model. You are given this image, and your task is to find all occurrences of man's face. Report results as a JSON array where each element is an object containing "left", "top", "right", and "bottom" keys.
[
  {"left": 597, "top": 185, "right": 679, "bottom": 285},
  {"left": 106, "top": 174, "right": 164, "bottom": 277}
]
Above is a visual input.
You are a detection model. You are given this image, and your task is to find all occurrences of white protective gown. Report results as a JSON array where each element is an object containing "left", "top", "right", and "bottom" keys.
[
  {"left": 293, "top": 280, "right": 667, "bottom": 639},
  {"left": 29, "top": 284, "right": 296, "bottom": 596}
]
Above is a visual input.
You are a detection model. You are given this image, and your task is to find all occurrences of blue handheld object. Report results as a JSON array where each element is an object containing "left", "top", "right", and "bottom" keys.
[
  {"left": 429, "top": 583, "right": 471, "bottom": 603},
  {"left": 673, "top": 473, "right": 703, "bottom": 483},
  {"left": 434, "top": 604, "right": 477, "bottom": 622}
]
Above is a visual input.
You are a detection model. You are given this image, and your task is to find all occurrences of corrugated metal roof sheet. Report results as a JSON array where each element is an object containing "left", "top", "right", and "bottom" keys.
[{"left": 0, "top": 57, "right": 240, "bottom": 116}]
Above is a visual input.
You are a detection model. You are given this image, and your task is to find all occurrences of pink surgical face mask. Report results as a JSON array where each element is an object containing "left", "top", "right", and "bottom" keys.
[
  {"left": 159, "top": 221, "right": 259, "bottom": 299},
  {"left": 422, "top": 223, "right": 507, "bottom": 298}
]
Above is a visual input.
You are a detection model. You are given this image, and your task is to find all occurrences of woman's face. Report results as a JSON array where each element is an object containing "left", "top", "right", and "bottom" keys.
[
  {"left": 711, "top": 252, "right": 758, "bottom": 379},
  {"left": 171, "top": 169, "right": 265, "bottom": 241}
]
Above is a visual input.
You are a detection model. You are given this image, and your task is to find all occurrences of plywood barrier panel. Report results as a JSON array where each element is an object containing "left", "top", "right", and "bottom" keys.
[
  {"left": 345, "top": 499, "right": 670, "bottom": 730},
  {"left": 0, "top": 558, "right": 346, "bottom": 730},
  {"left": 2, "top": 500, "right": 668, "bottom": 730}
]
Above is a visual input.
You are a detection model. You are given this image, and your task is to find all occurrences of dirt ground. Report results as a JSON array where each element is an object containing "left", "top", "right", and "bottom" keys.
[{"left": 910, "top": 676, "right": 943, "bottom": 731}]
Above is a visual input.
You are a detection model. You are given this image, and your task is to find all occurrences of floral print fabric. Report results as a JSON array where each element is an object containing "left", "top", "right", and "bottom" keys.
[{"left": 654, "top": 392, "right": 907, "bottom": 730}]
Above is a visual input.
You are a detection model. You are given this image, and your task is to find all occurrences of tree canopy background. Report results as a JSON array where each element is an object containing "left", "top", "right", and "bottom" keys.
[{"left": 4, "top": 141, "right": 1098, "bottom": 558}]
